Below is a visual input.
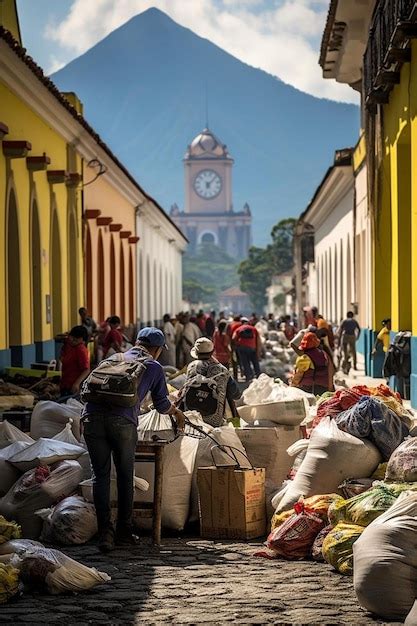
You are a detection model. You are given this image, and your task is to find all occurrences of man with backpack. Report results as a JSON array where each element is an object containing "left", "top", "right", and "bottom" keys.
[
  {"left": 81, "top": 327, "right": 186, "bottom": 553},
  {"left": 232, "top": 318, "right": 262, "bottom": 382},
  {"left": 180, "top": 337, "right": 240, "bottom": 427}
]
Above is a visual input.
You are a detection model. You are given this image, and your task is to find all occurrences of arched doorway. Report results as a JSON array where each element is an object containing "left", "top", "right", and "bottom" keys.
[
  {"left": 120, "top": 242, "right": 125, "bottom": 323},
  {"left": 68, "top": 212, "right": 78, "bottom": 326},
  {"left": 153, "top": 263, "right": 158, "bottom": 324},
  {"left": 7, "top": 189, "right": 22, "bottom": 348},
  {"left": 97, "top": 230, "right": 105, "bottom": 322},
  {"left": 51, "top": 209, "right": 62, "bottom": 335},
  {"left": 32, "top": 200, "right": 42, "bottom": 343},
  {"left": 86, "top": 225, "right": 93, "bottom": 313},
  {"left": 146, "top": 256, "right": 151, "bottom": 324},
  {"left": 129, "top": 249, "right": 134, "bottom": 323},
  {"left": 110, "top": 236, "right": 116, "bottom": 315}
]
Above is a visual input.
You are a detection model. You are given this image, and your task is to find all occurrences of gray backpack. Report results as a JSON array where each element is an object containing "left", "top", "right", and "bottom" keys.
[{"left": 80, "top": 353, "right": 148, "bottom": 407}]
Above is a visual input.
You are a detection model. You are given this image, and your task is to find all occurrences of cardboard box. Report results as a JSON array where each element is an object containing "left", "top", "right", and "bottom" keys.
[
  {"left": 197, "top": 466, "right": 266, "bottom": 540},
  {"left": 235, "top": 426, "right": 300, "bottom": 496}
]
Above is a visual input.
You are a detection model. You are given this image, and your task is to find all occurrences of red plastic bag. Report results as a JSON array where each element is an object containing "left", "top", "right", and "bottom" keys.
[{"left": 265, "top": 502, "right": 325, "bottom": 559}]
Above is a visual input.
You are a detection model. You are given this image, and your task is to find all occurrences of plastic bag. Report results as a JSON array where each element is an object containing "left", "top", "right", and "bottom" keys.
[
  {"left": 275, "top": 417, "right": 381, "bottom": 514},
  {"left": 0, "top": 539, "right": 43, "bottom": 555},
  {"left": 311, "top": 524, "right": 333, "bottom": 562},
  {"left": 52, "top": 423, "right": 91, "bottom": 480},
  {"left": 0, "top": 562, "right": 19, "bottom": 603},
  {"left": 0, "top": 420, "right": 33, "bottom": 449},
  {"left": 385, "top": 437, "right": 417, "bottom": 482},
  {"left": 0, "top": 460, "right": 83, "bottom": 538},
  {"left": 328, "top": 483, "right": 413, "bottom": 526},
  {"left": 8, "top": 438, "right": 85, "bottom": 472},
  {"left": 37, "top": 496, "right": 97, "bottom": 545},
  {"left": 405, "top": 599, "right": 417, "bottom": 626},
  {"left": 11, "top": 544, "right": 110, "bottom": 594},
  {"left": 263, "top": 501, "right": 325, "bottom": 559},
  {"left": 0, "top": 441, "right": 33, "bottom": 496},
  {"left": 271, "top": 494, "right": 339, "bottom": 531},
  {"left": 335, "top": 396, "right": 409, "bottom": 461},
  {"left": 353, "top": 491, "right": 417, "bottom": 620},
  {"left": 30, "top": 400, "right": 82, "bottom": 441},
  {"left": 339, "top": 478, "right": 374, "bottom": 499},
  {"left": 0, "top": 516, "right": 21, "bottom": 544},
  {"left": 322, "top": 522, "right": 364, "bottom": 575}
]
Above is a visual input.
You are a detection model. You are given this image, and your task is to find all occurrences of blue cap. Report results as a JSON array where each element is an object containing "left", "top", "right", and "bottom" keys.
[{"left": 137, "top": 327, "right": 167, "bottom": 349}]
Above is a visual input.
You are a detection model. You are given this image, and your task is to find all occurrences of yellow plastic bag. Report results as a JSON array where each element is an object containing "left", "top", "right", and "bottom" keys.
[
  {"left": 271, "top": 493, "right": 339, "bottom": 530},
  {"left": 0, "top": 562, "right": 19, "bottom": 604},
  {"left": 322, "top": 522, "right": 364, "bottom": 575},
  {"left": 0, "top": 516, "right": 21, "bottom": 545}
]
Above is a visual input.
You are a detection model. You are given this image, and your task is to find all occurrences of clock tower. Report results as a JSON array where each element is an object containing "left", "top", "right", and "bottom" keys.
[{"left": 170, "top": 127, "right": 252, "bottom": 259}]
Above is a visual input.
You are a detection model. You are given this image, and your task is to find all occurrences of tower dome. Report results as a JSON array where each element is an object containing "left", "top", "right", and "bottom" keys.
[{"left": 185, "top": 128, "right": 232, "bottom": 159}]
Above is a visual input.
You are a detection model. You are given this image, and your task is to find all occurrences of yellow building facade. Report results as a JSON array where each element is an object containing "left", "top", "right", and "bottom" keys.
[{"left": 0, "top": 5, "right": 84, "bottom": 367}]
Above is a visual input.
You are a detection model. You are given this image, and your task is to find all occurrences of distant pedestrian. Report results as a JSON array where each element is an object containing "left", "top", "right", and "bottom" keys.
[
  {"left": 205, "top": 311, "right": 216, "bottom": 339},
  {"left": 59, "top": 326, "right": 90, "bottom": 397},
  {"left": 372, "top": 318, "right": 392, "bottom": 356},
  {"left": 232, "top": 319, "right": 261, "bottom": 382},
  {"left": 339, "top": 311, "right": 361, "bottom": 371},
  {"left": 102, "top": 316, "right": 123, "bottom": 358},
  {"left": 291, "top": 332, "right": 331, "bottom": 395},
  {"left": 182, "top": 315, "right": 202, "bottom": 365},
  {"left": 79, "top": 307, "right": 97, "bottom": 339},
  {"left": 162, "top": 314, "right": 176, "bottom": 367},
  {"left": 213, "top": 319, "right": 232, "bottom": 367}
]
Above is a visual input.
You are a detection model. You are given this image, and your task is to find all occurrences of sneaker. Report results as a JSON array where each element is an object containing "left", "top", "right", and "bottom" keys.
[
  {"left": 115, "top": 525, "right": 140, "bottom": 546},
  {"left": 98, "top": 526, "right": 115, "bottom": 553}
]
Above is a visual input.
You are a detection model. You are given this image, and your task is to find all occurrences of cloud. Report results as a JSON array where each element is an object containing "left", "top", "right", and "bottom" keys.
[{"left": 45, "top": 0, "right": 358, "bottom": 103}]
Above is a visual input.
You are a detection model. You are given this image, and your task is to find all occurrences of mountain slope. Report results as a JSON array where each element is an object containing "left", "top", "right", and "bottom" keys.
[{"left": 52, "top": 7, "right": 359, "bottom": 244}]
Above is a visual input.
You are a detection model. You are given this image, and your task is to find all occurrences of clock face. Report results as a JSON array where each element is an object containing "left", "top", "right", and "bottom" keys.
[{"left": 194, "top": 169, "right": 222, "bottom": 199}]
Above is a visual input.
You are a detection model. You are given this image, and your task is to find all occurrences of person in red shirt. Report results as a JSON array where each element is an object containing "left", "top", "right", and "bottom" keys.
[
  {"left": 102, "top": 316, "right": 123, "bottom": 358},
  {"left": 59, "top": 326, "right": 90, "bottom": 396},
  {"left": 213, "top": 320, "right": 232, "bottom": 367},
  {"left": 232, "top": 319, "right": 261, "bottom": 381}
]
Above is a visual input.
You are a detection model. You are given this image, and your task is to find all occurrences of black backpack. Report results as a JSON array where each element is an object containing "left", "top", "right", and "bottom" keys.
[
  {"left": 238, "top": 327, "right": 254, "bottom": 340},
  {"left": 80, "top": 353, "right": 148, "bottom": 407},
  {"left": 182, "top": 374, "right": 222, "bottom": 417},
  {"left": 383, "top": 332, "right": 411, "bottom": 379}
]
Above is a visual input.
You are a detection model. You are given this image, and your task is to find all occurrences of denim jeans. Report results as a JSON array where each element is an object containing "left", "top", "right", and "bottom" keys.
[
  {"left": 236, "top": 346, "right": 261, "bottom": 381},
  {"left": 83, "top": 414, "right": 137, "bottom": 532}
]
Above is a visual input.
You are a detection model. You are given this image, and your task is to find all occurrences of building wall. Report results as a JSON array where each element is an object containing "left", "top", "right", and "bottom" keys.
[
  {"left": 0, "top": 81, "right": 83, "bottom": 367},
  {"left": 136, "top": 207, "right": 185, "bottom": 326},
  {"left": 83, "top": 171, "right": 137, "bottom": 327},
  {"left": 315, "top": 186, "right": 354, "bottom": 324}
]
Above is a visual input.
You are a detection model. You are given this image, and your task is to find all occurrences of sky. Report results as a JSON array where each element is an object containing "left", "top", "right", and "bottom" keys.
[{"left": 16, "top": 0, "right": 357, "bottom": 104}]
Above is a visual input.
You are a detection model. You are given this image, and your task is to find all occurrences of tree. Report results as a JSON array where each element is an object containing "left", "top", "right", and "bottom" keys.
[
  {"left": 238, "top": 246, "right": 272, "bottom": 311},
  {"left": 183, "top": 243, "right": 238, "bottom": 307},
  {"left": 238, "top": 218, "right": 296, "bottom": 312}
]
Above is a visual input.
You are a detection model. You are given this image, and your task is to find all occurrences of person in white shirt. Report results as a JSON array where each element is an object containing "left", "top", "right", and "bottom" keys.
[{"left": 162, "top": 314, "right": 176, "bottom": 367}]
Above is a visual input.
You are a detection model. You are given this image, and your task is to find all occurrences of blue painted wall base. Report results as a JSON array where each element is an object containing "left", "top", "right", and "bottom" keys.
[{"left": 0, "top": 340, "right": 59, "bottom": 373}]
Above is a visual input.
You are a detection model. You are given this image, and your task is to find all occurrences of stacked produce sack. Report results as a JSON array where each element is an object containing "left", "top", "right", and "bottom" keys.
[{"left": 260, "top": 380, "right": 417, "bottom": 610}]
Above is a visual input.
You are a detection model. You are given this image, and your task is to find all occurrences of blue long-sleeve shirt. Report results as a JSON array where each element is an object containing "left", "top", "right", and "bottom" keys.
[{"left": 83, "top": 347, "right": 171, "bottom": 425}]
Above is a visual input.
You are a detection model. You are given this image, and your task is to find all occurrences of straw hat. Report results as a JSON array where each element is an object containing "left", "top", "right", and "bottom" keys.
[{"left": 190, "top": 337, "right": 214, "bottom": 360}]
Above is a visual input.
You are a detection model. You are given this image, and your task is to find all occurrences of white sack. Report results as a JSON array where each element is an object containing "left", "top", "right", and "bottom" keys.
[
  {"left": 11, "top": 544, "right": 110, "bottom": 593},
  {"left": 53, "top": 423, "right": 91, "bottom": 480},
  {"left": 0, "top": 420, "right": 33, "bottom": 449},
  {"left": 37, "top": 495, "right": 97, "bottom": 545},
  {"left": 30, "top": 400, "right": 82, "bottom": 441},
  {"left": 0, "top": 460, "right": 83, "bottom": 538},
  {"left": 0, "top": 441, "right": 32, "bottom": 496},
  {"left": 353, "top": 491, "right": 417, "bottom": 621},
  {"left": 8, "top": 437, "right": 85, "bottom": 472},
  {"left": 137, "top": 410, "right": 200, "bottom": 530},
  {"left": 275, "top": 417, "right": 381, "bottom": 514}
]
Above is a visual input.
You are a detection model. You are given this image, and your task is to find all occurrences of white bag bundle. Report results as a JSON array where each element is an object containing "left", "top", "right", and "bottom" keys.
[
  {"left": 37, "top": 495, "right": 97, "bottom": 545},
  {"left": 0, "top": 441, "right": 33, "bottom": 496},
  {"left": 52, "top": 423, "right": 91, "bottom": 480},
  {"left": 10, "top": 544, "right": 110, "bottom": 593},
  {"left": 0, "top": 420, "right": 33, "bottom": 449},
  {"left": 0, "top": 460, "right": 83, "bottom": 538},
  {"left": 8, "top": 438, "right": 85, "bottom": 472},
  {"left": 275, "top": 417, "right": 381, "bottom": 514},
  {"left": 30, "top": 401, "right": 82, "bottom": 441},
  {"left": 353, "top": 491, "right": 417, "bottom": 621},
  {"left": 137, "top": 410, "right": 200, "bottom": 530}
]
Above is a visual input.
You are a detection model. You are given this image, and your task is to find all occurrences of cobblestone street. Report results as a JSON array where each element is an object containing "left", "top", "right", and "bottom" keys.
[{"left": 0, "top": 537, "right": 397, "bottom": 625}]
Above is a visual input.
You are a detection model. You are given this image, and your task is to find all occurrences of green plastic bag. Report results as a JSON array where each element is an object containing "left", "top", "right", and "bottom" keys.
[{"left": 322, "top": 522, "right": 364, "bottom": 575}]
